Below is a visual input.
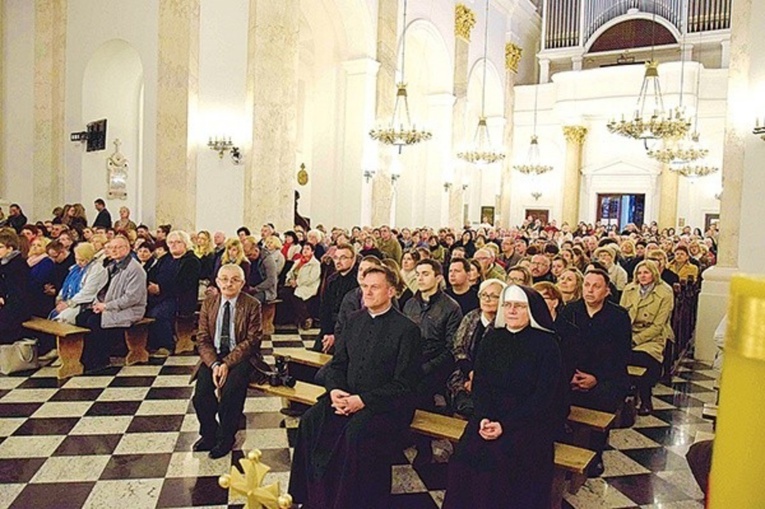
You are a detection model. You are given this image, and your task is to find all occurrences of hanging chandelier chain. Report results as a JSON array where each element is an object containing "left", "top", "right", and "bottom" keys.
[
  {"left": 400, "top": 0, "right": 408, "bottom": 83},
  {"left": 480, "top": 0, "right": 489, "bottom": 118}
]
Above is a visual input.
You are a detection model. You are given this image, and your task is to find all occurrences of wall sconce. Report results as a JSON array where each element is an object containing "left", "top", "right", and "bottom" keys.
[
  {"left": 208, "top": 136, "right": 233, "bottom": 158},
  {"left": 462, "top": 183, "right": 469, "bottom": 191},
  {"left": 531, "top": 191, "right": 542, "bottom": 201},
  {"left": 754, "top": 119, "right": 765, "bottom": 140},
  {"left": 363, "top": 170, "right": 376, "bottom": 183},
  {"left": 443, "top": 182, "right": 453, "bottom": 192},
  {"left": 391, "top": 173, "right": 401, "bottom": 184}
]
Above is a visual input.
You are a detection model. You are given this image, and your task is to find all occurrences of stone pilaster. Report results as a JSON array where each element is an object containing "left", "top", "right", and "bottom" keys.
[
  {"left": 0, "top": 0, "right": 4, "bottom": 198},
  {"left": 33, "top": 0, "right": 67, "bottom": 217},
  {"left": 371, "top": 0, "right": 398, "bottom": 226},
  {"left": 499, "top": 43, "right": 522, "bottom": 228},
  {"left": 448, "top": 5, "right": 475, "bottom": 229},
  {"left": 243, "top": 0, "right": 299, "bottom": 231},
  {"left": 561, "top": 125, "right": 587, "bottom": 227},
  {"left": 658, "top": 166, "right": 679, "bottom": 230},
  {"left": 694, "top": 0, "right": 750, "bottom": 362},
  {"left": 155, "top": 0, "right": 200, "bottom": 232}
]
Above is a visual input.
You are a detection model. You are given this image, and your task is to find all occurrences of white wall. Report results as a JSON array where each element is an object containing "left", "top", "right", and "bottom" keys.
[
  {"left": 80, "top": 40, "right": 143, "bottom": 221},
  {"left": 1, "top": 0, "right": 35, "bottom": 213},
  {"left": 65, "top": 0, "right": 159, "bottom": 227},
  {"left": 194, "top": 0, "right": 249, "bottom": 235}
]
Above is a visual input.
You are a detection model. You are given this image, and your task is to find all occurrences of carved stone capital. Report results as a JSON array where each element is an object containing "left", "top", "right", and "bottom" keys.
[
  {"left": 455, "top": 4, "right": 476, "bottom": 42},
  {"left": 505, "top": 43, "right": 523, "bottom": 73},
  {"left": 563, "top": 125, "right": 588, "bottom": 145}
]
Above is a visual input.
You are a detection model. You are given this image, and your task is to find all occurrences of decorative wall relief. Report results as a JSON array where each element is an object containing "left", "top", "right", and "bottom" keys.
[{"left": 106, "top": 139, "right": 128, "bottom": 199}]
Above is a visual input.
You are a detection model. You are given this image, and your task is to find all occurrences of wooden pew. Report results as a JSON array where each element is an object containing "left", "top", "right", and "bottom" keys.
[
  {"left": 261, "top": 299, "right": 282, "bottom": 336},
  {"left": 174, "top": 314, "right": 197, "bottom": 354},
  {"left": 251, "top": 381, "right": 596, "bottom": 505},
  {"left": 123, "top": 317, "right": 155, "bottom": 366},
  {"left": 271, "top": 350, "right": 616, "bottom": 435},
  {"left": 23, "top": 317, "right": 89, "bottom": 379}
]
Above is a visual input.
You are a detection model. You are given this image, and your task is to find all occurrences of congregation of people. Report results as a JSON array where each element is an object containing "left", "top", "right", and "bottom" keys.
[{"left": 0, "top": 199, "right": 717, "bottom": 508}]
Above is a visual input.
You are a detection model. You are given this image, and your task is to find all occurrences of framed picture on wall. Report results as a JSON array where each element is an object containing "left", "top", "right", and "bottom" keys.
[
  {"left": 524, "top": 208, "right": 549, "bottom": 225},
  {"left": 480, "top": 206, "right": 495, "bottom": 226},
  {"left": 705, "top": 213, "right": 720, "bottom": 233}
]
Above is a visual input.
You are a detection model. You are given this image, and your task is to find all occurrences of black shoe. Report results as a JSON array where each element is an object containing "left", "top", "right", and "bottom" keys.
[
  {"left": 209, "top": 442, "right": 233, "bottom": 459},
  {"left": 193, "top": 437, "right": 215, "bottom": 452},
  {"left": 587, "top": 459, "right": 605, "bottom": 478}
]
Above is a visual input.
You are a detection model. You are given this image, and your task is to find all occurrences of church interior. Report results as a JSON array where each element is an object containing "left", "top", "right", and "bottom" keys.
[{"left": 1, "top": 0, "right": 765, "bottom": 507}]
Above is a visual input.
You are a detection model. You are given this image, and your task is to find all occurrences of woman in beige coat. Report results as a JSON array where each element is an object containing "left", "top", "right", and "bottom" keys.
[{"left": 620, "top": 260, "right": 674, "bottom": 415}]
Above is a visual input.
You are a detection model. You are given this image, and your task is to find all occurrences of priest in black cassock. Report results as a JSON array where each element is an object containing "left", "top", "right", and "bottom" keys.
[
  {"left": 288, "top": 265, "right": 421, "bottom": 509},
  {"left": 443, "top": 284, "right": 564, "bottom": 509}
]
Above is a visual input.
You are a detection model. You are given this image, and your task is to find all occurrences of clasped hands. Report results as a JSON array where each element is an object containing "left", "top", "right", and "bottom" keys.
[
  {"left": 478, "top": 419, "right": 503, "bottom": 440},
  {"left": 570, "top": 370, "right": 597, "bottom": 391},
  {"left": 330, "top": 389, "right": 364, "bottom": 416}
]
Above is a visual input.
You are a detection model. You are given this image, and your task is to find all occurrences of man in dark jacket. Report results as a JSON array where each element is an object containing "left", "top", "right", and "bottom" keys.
[
  {"left": 403, "top": 259, "right": 462, "bottom": 403},
  {"left": 1, "top": 204, "right": 27, "bottom": 234},
  {"left": 147, "top": 230, "right": 201, "bottom": 356},
  {"left": 243, "top": 237, "right": 277, "bottom": 303},
  {"left": 559, "top": 268, "right": 631, "bottom": 476},
  {"left": 92, "top": 198, "right": 112, "bottom": 229},
  {"left": 313, "top": 244, "right": 358, "bottom": 353}
]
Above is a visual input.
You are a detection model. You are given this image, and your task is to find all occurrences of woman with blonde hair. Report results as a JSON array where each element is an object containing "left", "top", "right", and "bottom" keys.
[
  {"left": 620, "top": 259, "right": 674, "bottom": 415},
  {"left": 194, "top": 230, "right": 216, "bottom": 281},
  {"left": 209, "top": 238, "right": 251, "bottom": 293},
  {"left": 264, "top": 235, "right": 286, "bottom": 276},
  {"left": 114, "top": 206, "right": 137, "bottom": 232},
  {"left": 556, "top": 267, "right": 584, "bottom": 304},
  {"left": 50, "top": 242, "right": 108, "bottom": 325}
]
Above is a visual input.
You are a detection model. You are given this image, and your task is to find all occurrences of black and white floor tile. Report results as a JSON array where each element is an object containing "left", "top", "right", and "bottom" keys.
[{"left": 0, "top": 328, "right": 714, "bottom": 508}]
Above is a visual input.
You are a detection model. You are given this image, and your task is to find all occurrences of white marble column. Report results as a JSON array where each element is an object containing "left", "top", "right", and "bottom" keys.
[
  {"left": 155, "top": 0, "right": 200, "bottom": 232},
  {"left": 0, "top": 0, "right": 4, "bottom": 198},
  {"left": 694, "top": 0, "right": 753, "bottom": 361},
  {"left": 422, "top": 92, "right": 455, "bottom": 227},
  {"left": 342, "top": 58, "right": 380, "bottom": 227},
  {"left": 243, "top": 0, "right": 299, "bottom": 231},
  {"left": 33, "top": 0, "right": 67, "bottom": 217},
  {"left": 658, "top": 166, "right": 679, "bottom": 230},
  {"left": 539, "top": 58, "right": 551, "bottom": 84},
  {"left": 499, "top": 42, "right": 522, "bottom": 228},
  {"left": 561, "top": 125, "right": 587, "bottom": 227},
  {"left": 448, "top": 4, "right": 476, "bottom": 229},
  {"left": 370, "top": 0, "right": 398, "bottom": 226}
]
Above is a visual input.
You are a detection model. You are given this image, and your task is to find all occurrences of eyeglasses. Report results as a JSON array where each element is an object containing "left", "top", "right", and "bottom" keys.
[
  {"left": 479, "top": 293, "right": 500, "bottom": 301},
  {"left": 218, "top": 277, "right": 244, "bottom": 284},
  {"left": 502, "top": 302, "right": 529, "bottom": 310}
]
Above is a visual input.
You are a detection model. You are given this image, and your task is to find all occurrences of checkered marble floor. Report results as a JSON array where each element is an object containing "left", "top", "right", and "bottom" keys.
[{"left": 0, "top": 328, "right": 715, "bottom": 508}]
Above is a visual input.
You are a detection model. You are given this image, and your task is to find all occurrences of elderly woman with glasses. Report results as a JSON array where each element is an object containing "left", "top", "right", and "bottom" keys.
[
  {"left": 444, "top": 285, "right": 563, "bottom": 509},
  {"left": 447, "top": 278, "right": 506, "bottom": 417}
]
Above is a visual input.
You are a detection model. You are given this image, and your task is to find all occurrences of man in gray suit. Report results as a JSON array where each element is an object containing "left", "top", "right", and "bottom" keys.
[{"left": 77, "top": 235, "right": 147, "bottom": 371}]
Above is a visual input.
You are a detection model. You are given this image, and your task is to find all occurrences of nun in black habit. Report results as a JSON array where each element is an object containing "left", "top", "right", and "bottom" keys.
[
  {"left": 443, "top": 284, "right": 565, "bottom": 509},
  {"left": 288, "top": 266, "right": 422, "bottom": 509}
]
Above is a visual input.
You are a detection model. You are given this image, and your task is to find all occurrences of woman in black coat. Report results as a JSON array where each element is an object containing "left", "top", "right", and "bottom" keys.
[
  {"left": 0, "top": 229, "right": 32, "bottom": 343},
  {"left": 444, "top": 285, "right": 563, "bottom": 509}
]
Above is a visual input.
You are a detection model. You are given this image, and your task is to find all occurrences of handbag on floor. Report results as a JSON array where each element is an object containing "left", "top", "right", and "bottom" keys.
[{"left": 0, "top": 338, "right": 39, "bottom": 375}]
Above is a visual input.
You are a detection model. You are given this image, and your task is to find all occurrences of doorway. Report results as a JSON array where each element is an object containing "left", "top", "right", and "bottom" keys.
[{"left": 596, "top": 194, "right": 645, "bottom": 228}]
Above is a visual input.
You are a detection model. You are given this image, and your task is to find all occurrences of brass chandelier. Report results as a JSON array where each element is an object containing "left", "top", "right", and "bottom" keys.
[
  {"left": 369, "top": 0, "right": 431, "bottom": 153},
  {"left": 607, "top": 11, "right": 691, "bottom": 142},
  {"left": 514, "top": 86, "right": 552, "bottom": 175},
  {"left": 457, "top": 0, "right": 505, "bottom": 166}
]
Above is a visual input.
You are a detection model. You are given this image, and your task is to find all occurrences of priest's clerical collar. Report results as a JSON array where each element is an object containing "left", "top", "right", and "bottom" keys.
[{"left": 368, "top": 305, "right": 393, "bottom": 318}]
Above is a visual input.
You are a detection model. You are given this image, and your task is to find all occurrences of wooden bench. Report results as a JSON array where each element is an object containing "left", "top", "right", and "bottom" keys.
[
  {"left": 174, "top": 314, "right": 197, "bottom": 355},
  {"left": 272, "top": 347, "right": 332, "bottom": 368},
  {"left": 261, "top": 299, "right": 282, "bottom": 336},
  {"left": 24, "top": 316, "right": 156, "bottom": 378},
  {"left": 123, "top": 317, "right": 155, "bottom": 366},
  {"left": 23, "top": 317, "right": 90, "bottom": 379},
  {"left": 251, "top": 381, "right": 596, "bottom": 505},
  {"left": 269, "top": 351, "right": 616, "bottom": 435}
]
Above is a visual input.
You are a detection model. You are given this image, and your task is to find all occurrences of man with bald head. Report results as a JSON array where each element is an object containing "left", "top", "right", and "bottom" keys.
[
  {"left": 77, "top": 235, "right": 147, "bottom": 372},
  {"left": 192, "top": 264, "right": 263, "bottom": 459}
]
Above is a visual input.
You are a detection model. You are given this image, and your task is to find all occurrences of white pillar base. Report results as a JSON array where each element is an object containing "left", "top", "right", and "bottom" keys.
[{"left": 694, "top": 266, "right": 737, "bottom": 361}]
